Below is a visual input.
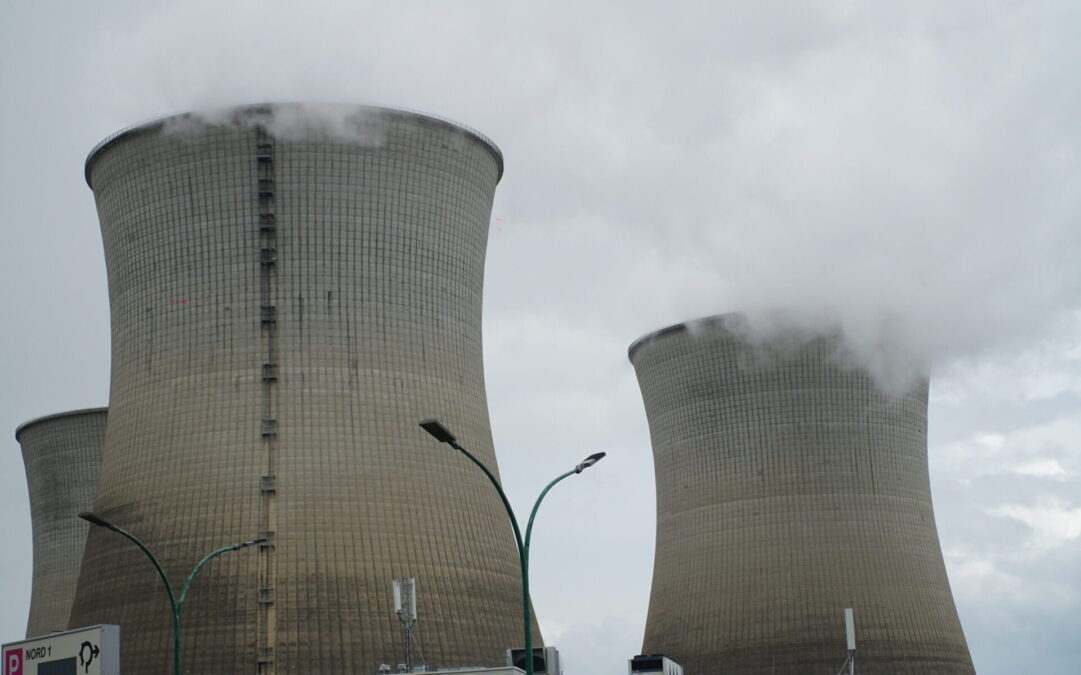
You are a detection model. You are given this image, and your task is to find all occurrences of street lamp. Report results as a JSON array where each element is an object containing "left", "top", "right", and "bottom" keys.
[
  {"left": 78, "top": 511, "right": 266, "bottom": 675},
  {"left": 418, "top": 419, "right": 605, "bottom": 675}
]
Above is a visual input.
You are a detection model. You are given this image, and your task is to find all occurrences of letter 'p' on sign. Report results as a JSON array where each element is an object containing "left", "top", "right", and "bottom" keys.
[{"left": 3, "top": 648, "right": 22, "bottom": 675}]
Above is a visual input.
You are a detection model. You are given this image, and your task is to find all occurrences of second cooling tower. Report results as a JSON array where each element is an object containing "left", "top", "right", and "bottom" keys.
[
  {"left": 70, "top": 104, "right": 533, "bottom": 673},
  {"left": 629, "top": 315, "right": 974, "bottom": 675},
  {"left": 16, "top": 408, "right": 107, "bottom": 637}
]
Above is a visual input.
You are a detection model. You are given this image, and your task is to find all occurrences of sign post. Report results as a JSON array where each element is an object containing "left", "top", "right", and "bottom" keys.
[{"left": 3, "top": 625, "right": 118, "bottom": 675}]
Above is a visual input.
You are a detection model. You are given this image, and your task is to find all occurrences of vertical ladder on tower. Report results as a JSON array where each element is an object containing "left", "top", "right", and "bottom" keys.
[{"left": 255, "top": 133, "right": 279, "bottom": 673}]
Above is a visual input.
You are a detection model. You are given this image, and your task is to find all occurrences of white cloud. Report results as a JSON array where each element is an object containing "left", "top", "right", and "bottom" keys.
[
  {"left": 933, "top": 415, "right": 1081, "bottom": 479},
  {"left": 1011, "top": 459, "right": 1071, "bottom": 479},
  {"left": 933, "top": 311, "right": 1081, "bottom": 406},
  {"left": 947, "top": 551, "right": 1034, "bottom": 604},
  {"left": 990, "top": 499, "right": 1081, "bottom": 551}
]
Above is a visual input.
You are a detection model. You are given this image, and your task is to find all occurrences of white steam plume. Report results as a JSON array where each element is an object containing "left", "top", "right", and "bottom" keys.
[
  {"left": 76, "top": 0, "right": 1081, "bottom": 395},
  {"left": 161, "top": 103, "right": 387, "bottom": 146}
]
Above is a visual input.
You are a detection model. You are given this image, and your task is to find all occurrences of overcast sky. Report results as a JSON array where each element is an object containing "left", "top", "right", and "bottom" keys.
[{"left": 1, "top": 2, "right": 1079, "bottom": 673}]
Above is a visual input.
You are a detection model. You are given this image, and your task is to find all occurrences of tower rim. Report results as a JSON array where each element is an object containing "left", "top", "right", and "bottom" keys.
[
  {"left": 15, "top": 407, "right": 108, "bottom": 442},
  {"left": 628, "top": 313, "right": 744, "bottom": 362},
  {"left": 84, "top": 102, "right": 505, "bottom": 189}
]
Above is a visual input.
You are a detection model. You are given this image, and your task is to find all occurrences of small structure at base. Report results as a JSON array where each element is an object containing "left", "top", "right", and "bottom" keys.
[
  {"left": 629, "top": 653, "right": 683, "bottom": 675},
  {"left": 506, "top": 646, "right": 562, "bottom": 674},
  {"left": 378, "top": 668, "right": 522, "bottom": 674},
  {"left": 433, "top": 669, "right": 523, "bottom": 674}
]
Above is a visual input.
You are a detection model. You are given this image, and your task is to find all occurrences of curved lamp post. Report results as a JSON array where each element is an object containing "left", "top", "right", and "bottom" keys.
[
  {"left": 419, "top": 418, "right": 605, "bottom": 675},
  {"left": 78, "top": 511, "right": 266, "bottom": 675}
]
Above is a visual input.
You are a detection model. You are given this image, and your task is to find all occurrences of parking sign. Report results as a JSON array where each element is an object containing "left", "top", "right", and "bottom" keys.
[{"left": 2, "top": 626, "right": 118, "bottom": 675}]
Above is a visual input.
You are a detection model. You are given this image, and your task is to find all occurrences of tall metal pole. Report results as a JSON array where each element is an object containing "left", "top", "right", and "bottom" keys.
[
  {"left": 395, "top": 577, "right": 417, "bottom": 673},
  {"left": 439, "top": 438, "right": 532, "bottom": 675},
  {"left": 418, "top": 419, "right": 604, "bottom": 675},
  {"left": 79, "top": 512, "right": 264, "bottom": 675},
  {"left": 401, "top": 618, "right": 411, "bottom": 673}
]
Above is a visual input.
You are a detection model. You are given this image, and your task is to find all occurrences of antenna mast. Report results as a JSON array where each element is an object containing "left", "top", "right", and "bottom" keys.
[
  {"left": 843, "top": 607, "right": 856, "bottom": 675},
  {"left": 393, "top": 578, "right": 417, "bottom": 673}
]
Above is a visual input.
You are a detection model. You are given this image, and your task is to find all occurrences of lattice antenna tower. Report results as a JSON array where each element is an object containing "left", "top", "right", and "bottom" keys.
[{"left": 393, "top": 578, "right": 417, "bottom": 672}]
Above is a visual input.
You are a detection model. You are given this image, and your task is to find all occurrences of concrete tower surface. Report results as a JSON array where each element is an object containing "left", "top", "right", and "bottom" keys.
[
  {"left": 628, "top": 314, "right": 975, "bottom": 675},
  {"left": 16, "top": 408, "right": 107, "bottom": 637},
  {"left": 69, "top": 104, "right": 534, "bottom": 673}
]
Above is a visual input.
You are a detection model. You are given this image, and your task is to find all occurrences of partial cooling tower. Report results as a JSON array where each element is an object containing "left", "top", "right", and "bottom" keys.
[
  {"left": 628, "top": 315, "right": 974, "bottom": 674},
  {"left": 70, "top": 104, "right": 535, "bottom": 673},
  {"left": 16, "top": 408, "right": 107, "bottom": 637}
]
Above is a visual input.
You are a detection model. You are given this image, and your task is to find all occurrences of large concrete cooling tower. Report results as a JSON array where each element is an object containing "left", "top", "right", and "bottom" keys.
[
  {"left": 69, "top": 104, "right": 534, "bottom": 673},
  {"left": 628, "top": 314, "right": 974, "bottom": 675},
  {"left": 16, "top": 408, "right": 107, "bottom": 637}
]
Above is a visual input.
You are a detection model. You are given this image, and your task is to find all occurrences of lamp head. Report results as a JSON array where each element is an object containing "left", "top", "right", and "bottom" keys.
[
  {"left": 575, "top": 451, "right": 606, "bottom": 473},
  {"left": 78, "top": 511, "right": 115, "bottom": 530},
  {"left": 419, "top": 419, "right": 457, "bottom": 444}
]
